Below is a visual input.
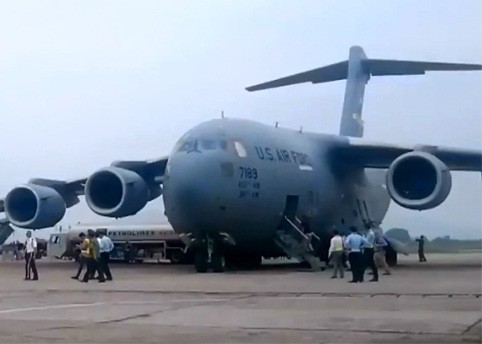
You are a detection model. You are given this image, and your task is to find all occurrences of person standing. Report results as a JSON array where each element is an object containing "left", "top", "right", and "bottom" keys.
[
  {"left": 416, "top": 235, "right": 427, "bottom": 262},
  {"left": 373, "top": 234, "right": 391, "bottom": 275},
  {"left": 24, "top": 231, "right": 38, "bottom": 281},
  {"left": 81, "top": 230, "right": 105, "bottom": 283},
  {"left": 71, "top": 233, "right": 87, "bottom": 280},
  {"left": 344, "top": 226, "right": 368, "bottom": 283},
  {"left": 93, "top": 231, "right": 105, "bottom": 282},
  {"left": 98, "top": 231, "right": 114, "bottom": 281},
  {"left": 328, "top": 230, "right": 344, "bottom": 279},
  {"left": 363, "top": 224, "right": 379, "bottom": 282}
]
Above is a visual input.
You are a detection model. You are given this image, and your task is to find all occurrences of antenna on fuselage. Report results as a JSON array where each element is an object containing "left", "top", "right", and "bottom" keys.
[
  {"left": 221, "top": 110, "right": 225, "bottom": 119},
  {"left": 275, "top": 121, "right": 279, "bottom": 128}
]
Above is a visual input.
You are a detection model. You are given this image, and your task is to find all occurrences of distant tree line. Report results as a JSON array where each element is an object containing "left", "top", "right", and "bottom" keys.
[{"left": 385, "top": 228, "right": 482, "bottom": 253}]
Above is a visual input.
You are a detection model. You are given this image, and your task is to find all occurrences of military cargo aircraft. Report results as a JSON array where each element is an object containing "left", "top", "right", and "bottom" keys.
[{"left": 1, "top": 46, "right": 481, "bottom": 272}]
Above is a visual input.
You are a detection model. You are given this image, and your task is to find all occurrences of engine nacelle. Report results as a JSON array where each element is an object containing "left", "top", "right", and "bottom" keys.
[
  {"left": 85, "top": 167, "right": 149, "bottom": 218},
  {"left": 386, "top": 152, "right": 452, "bottom": 210},
  {"left": 4, "top": 184, "right": 66, "bottom": 229}
]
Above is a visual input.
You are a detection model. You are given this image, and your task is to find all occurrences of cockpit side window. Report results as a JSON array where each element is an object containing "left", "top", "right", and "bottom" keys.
[{"left": 234, "top": 141, "right": 248, "bottom": 158}]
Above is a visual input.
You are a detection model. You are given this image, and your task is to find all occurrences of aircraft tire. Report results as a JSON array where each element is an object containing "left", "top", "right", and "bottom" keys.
[
  {"left": 211, "top": 249, "right": 225, "bottom": 273},
  {"left": 194, "top": 249, "right": 208, "bottom": 273}
]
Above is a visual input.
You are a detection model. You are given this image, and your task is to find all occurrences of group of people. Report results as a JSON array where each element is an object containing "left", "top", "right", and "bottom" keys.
[
  {"left": 327, "top": 224, "right": 392, "bottom": 283},
  {"left": 71, "top": 229, "right": 114, "bottom": 283}
]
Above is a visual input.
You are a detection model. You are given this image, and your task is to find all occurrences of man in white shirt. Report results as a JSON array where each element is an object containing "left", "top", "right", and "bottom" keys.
[
  {"left": 328, "top": 230, "right": 344, "bottom": 279},
  {"left": 363, "top": 223, "right": 379, "bottom": 282},
  {"left": 97, "top": 231, "right": 114, "bottom": 281},
  {"left": 24, "top": 230, "right": 38, "bottom": 281}
]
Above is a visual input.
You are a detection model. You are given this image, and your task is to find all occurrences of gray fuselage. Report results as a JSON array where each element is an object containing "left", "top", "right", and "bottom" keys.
[{"left": 163, "top": 118, "right": 390, "bottom": 257}]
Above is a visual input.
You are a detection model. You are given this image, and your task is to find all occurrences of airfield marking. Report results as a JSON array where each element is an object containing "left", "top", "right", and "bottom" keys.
[
  {"left": 0, "top": 302, "right": 106, "bottom": 314},
  {"left": 0, "top": 298, "right": 233, "bottom": 316}
]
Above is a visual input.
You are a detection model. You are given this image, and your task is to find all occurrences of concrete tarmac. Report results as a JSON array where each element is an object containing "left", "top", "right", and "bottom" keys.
[{"left": 0, "top": 253, "right": 480, "bottom": 343}]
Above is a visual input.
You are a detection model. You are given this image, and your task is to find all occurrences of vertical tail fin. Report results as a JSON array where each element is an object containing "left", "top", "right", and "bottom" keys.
[
  {"left": 339, "top": 46, "right": 369, "bottom": 137},
  {"left": 246, "top": 46, "right": 481, "bottom": 137}
]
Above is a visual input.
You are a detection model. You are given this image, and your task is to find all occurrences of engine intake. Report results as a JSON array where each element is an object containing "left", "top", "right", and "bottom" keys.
[
  {"left": 386, "top": 152, "right": 452, "bottom": 210},
  {"left": 85, "top": 167, "right": 149, "bottom": 217},
  {"left": 5, "top": 184, "right": 66, "bottom": 228}
]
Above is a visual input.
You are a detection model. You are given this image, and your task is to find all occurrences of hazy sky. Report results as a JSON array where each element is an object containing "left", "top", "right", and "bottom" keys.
[{"left": 1, "top": 1, "right": 481, "bottom": 240}]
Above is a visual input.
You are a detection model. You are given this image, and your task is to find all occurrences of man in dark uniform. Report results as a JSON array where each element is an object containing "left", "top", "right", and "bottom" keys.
[
  {"left": 416, "top": 235, "right": 427, "bottom": 262},
  {"left": 344, "top": 226, "right": 368, "bottom": 283},
  {"left": 71, "top": 232, "right": 86, "bottom": 280}
]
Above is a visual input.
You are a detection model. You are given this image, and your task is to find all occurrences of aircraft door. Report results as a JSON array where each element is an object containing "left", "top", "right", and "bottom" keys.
[{"left": 283, "top": 195, "right": 299, "bottom": 220}]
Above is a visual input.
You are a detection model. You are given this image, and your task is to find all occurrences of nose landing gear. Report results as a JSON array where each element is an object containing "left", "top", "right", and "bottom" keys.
[{"left": 192, "top": 234, "right": 228, "bottom": 273}]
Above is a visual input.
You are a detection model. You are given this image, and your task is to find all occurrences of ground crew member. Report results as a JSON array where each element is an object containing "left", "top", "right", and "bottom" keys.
[
  {"left": 98, "top": 231, "right": 114, "bottom": 281},
  {"left": 363, "top": 224, "right": 379, "bottom": 282},
  {"left": 93, "top": 231, "right": 105, "bottom": 282},
  {"left": 416, "top": 235, "right": 427, "bottom": 262},
  {"left": 81, "top": 230, "right": 105, "bottom": 283},
  {"left": 328, "top": 230, "right": 344, "bottom": 279},
  {"left": 373, "top": 235, "right": 391, "bottom": 275},
  {"left": 344, "top": 226, "right": 367, "bottom": 283},
  {"left": 24, "top": 230, "right": 38, "bottom": 281},
  {"left": 71, "top": 232, "right": 86, "bottom": 280}
]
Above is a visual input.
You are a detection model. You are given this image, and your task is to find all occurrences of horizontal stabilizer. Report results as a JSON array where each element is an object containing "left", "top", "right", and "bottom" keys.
[
  {"left": 246, "top": 61, "right": 348, "bottom": 91},
  {"left": 246, "top": 57, "right": 481, "bottom": 92},
  {"left": 365, "top": 59, "right": 482, "bottom": 76}
]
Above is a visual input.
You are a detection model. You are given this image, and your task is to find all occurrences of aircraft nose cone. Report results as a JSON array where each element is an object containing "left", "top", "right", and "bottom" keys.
[{"left": 163, "top": 153, "right": 224, "bottom": 232}]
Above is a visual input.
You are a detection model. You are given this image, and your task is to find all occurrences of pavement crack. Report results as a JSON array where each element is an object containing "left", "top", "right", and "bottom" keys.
[{"left": 461, "top": 317, "right": 482, "bottom": 335}]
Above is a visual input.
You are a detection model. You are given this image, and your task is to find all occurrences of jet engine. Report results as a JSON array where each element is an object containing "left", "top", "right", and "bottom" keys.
[
  {"left": 85, "top": 167, "right": 149, "bottom": 217},
  {"left": 386, "top": 152, "right": 452, "bottom": 210},
  {"left": 4, "top": 184, "right": 66, "bottom": 228}
]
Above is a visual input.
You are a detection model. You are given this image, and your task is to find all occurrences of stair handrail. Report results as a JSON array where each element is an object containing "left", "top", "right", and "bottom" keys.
[{"left": 283, "top": 216, "right": 309, "bottom": 243}]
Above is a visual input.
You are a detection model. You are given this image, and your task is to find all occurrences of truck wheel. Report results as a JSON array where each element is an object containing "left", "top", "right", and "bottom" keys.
[{"left": 194, "top": 249, "right": 208, "bottom": 273}]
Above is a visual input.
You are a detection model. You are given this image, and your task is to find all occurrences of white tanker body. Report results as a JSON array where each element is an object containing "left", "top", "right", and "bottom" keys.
[{"left": 48, "top": 223, "right": 189, "bottom": 263}]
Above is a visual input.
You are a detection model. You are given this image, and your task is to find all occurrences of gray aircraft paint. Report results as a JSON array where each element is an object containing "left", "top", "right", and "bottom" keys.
[{"left": 163, "top": 118, "right": 385, "bottom": 255}]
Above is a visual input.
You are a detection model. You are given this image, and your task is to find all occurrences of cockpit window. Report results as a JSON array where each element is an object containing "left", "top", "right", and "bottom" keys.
[
  {"left": 201, "top": 140, "right": 217, "bottom": 150},
  {"left": 219, "top": 140, "right": 228, "bottom": 150},
  {"left": 234, "top": 141, "right": 248, "bottom": 158},
  {"left": 175, "top": 137, "right": 248, "bottom": 156},
  {"left": 177, "top": 140, "right": 197, "bottom": 152}
]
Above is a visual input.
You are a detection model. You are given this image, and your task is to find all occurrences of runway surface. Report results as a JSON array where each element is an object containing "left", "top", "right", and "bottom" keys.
[{"left": 0, "top": 253, "right": 480, "bottom": 343}]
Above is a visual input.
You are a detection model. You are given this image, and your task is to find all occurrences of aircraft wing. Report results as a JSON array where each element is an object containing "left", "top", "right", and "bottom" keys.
[
  {"left": 110, "top": 156, "right": 169, "bottom": 184},
  {"left": 0, "top": 156, "right": 169, "bottom": 229},
  {"left": 332, "top": 140, "right": 482, "bottom": 171},
  {"left": 20, "top": 156, "right": 169, "bottom": 206}
]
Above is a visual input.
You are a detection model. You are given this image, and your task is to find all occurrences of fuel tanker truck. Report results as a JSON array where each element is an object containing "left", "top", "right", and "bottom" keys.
[{"left": 48, "top": 223, "right": 190, "bottom": 264}]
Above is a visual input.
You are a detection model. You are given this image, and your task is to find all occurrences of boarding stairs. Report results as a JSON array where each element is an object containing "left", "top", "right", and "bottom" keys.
[{"left": 274, "top": 215, "right": 322, "bottom": 271}]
